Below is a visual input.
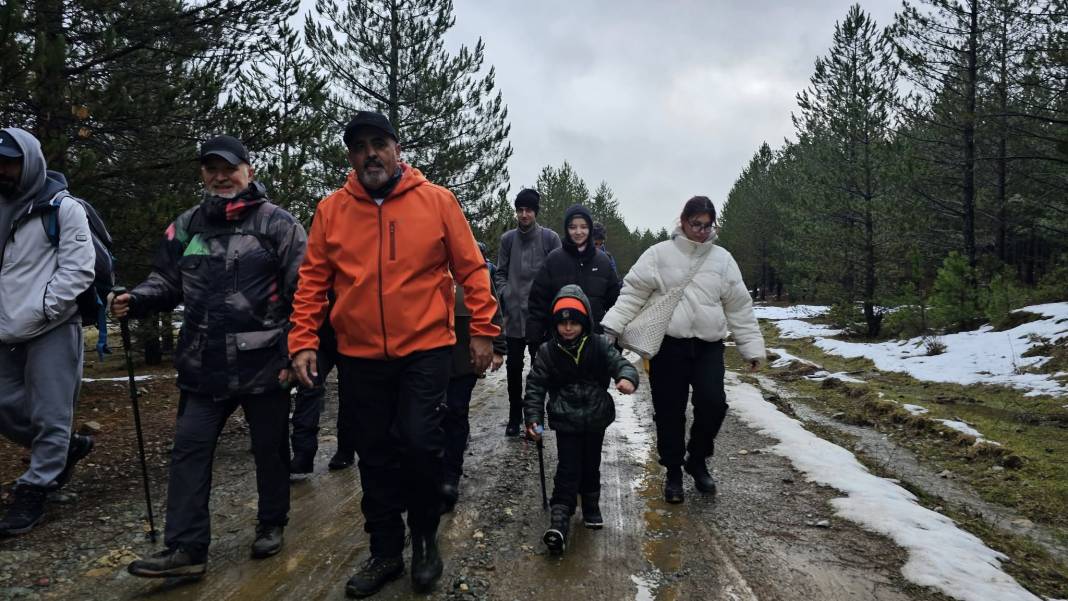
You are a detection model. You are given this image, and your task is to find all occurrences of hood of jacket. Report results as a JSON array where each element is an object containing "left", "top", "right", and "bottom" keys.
[
  {"left": 1, "top": 128, "right": 70, "bottom": 259},
  {"left": 342, "top": 163, "right": 428, "bottom": 204},
  {"left": 562, "top": 204, "right": 595, "bottom": 259},
  {"left": 550, "top": 283, "right": 595, "bottom": 344}
]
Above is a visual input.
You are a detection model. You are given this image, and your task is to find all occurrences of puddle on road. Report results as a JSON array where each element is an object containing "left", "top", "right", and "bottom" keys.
[
  {"left": 631, "top": 572, "right": 659, "bottom": 601},
  {"left": 609, "top": 387, "right": 654, "bottom": 491}
]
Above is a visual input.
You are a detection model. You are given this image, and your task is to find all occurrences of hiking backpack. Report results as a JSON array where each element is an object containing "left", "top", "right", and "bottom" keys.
[{"left": 43, "top": 194, "right": 117, "bottom": 359}]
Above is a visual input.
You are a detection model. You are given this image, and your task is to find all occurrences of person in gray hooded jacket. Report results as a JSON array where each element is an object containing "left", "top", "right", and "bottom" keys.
[
  {"left": 493, "top": 189, "right": 561, "bottom": 436},
  {"left": 0, "top": 127, "right": 96, "bottom": 536}
]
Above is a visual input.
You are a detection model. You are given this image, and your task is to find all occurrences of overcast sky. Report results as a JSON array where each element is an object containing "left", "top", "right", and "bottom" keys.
[{"left": 439, "top": 0, "right": 902, "bottom": 231}]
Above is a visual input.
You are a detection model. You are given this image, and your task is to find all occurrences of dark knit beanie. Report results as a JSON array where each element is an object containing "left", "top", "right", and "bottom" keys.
[
  {"left": 515, "top": 189, "right": 541, "bottom": 214},
  {"left": 592, "top": 222, "right": 607, "bottom": 242}
]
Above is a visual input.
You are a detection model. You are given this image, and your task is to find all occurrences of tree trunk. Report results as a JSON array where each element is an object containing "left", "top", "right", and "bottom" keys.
[
  {"left": 33, "top": 0, "right": 68, "bottom": 169},
  {"left": 962, "top": 0, "right": 979, "bottom": 270},
  {"left": 160, "top": 312, "right": 174, "bottom": 354}
]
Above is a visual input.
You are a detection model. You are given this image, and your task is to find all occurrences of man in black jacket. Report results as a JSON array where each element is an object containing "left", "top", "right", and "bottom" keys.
[
  {"left": 112, "top": 135, "right": 307, "bottom": 578},
  {"left": 526, "top": 204, "right": 619, "bottom": 345}
]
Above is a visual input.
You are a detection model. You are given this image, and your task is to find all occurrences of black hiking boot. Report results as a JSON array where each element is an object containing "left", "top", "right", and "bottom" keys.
[
  {"left": 0, "top": 484, "right": 46, "bottom": 536},
  {"left": 664, "top": 466, "right": 684, "bottom": 504},
  {"left": 250, "top": 525, "right": 284, "bottom": 558},
  {"left": 329, "top": 449, "right": 355, "bottom": 470},
  {"left": 542, "top": 504, "right": 571, "bottom": 554},
  {"left": 127, "top": 546, "right": 207, "bottom": 578},
  {"left": 346, "top": 556, "right": 404, "bottom": 598},
  {"left": 581, "top": 492, "right": 604, "bottom": 529},
  {"left": 411, "top": 531, "right": 443, "bottom": 593},
  {"left": 684, "top": 457, "right": 717, "bottom": 494},
  {"left": 53, "top": 434, "right": 94, "bottom": 489},
  {"left": 289, "top": 452, "right": 314, "bottom": 482},
  {"left": 440, "top": 477, "right": 460, "bottom": 514},
  {"left": 504, "top": 422, "right": 520, "bottom": 437}
]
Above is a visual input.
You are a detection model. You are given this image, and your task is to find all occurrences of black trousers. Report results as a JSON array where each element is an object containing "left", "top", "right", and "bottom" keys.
[
  {"left": 164, "top": 389, "right": 291, "bottom": 552},
  {"left": 290, "top": 343, "right": 348, "bottom": 460},
  {"left": 443, "top": 374, "right": 477, "bottom": 484},
  {"left": 336, "top": 347, "right": 451, "bottom": 558},
  {"left": 648, "top": 337, "right": 727, "bottom": 468},
  {"left": 550, "top": 429, "right": 606, "bottom": 510},
  {"left": 505, "top": 336, "right": 538, "bottom": 426}
]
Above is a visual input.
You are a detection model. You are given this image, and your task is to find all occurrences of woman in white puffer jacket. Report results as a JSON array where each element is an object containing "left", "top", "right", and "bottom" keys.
[{"left": 601, "top": 196, "right": 764, "bottom": 504}]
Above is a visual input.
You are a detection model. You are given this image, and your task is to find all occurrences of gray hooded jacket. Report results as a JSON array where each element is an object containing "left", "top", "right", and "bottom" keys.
[{"left": 0, "top": 128, "right": 95, "bottom": 343}]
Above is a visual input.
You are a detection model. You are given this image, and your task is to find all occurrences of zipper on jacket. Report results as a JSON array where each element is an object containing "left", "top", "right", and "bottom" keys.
[
  {"left": 389, "top": 221, "right": 396, "bottom": 261},
  {"left": 377, "top": 206, "right": 390, "bottom": 358},
  {"left": 232, "top": 249, "right": 240, "bottom": 291}
]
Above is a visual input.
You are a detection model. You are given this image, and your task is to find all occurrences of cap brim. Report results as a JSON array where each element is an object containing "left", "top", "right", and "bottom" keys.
[
  {"left": 0, "top": 146, "right": 23, "bottom": 159},
  {"left": 200, "top": 150, "right": 243, "bottom": 165}
]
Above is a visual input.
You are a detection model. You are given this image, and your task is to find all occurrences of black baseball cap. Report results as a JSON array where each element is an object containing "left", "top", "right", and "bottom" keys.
[
  {"left": 0, "top": 130, "right": 23, "bottom": 159},
  {"left": 199, "top": 135, "right": 250, "bottom": 165},
  {"left": 343, "top": 111, "right": 399, "bottom": 147}
]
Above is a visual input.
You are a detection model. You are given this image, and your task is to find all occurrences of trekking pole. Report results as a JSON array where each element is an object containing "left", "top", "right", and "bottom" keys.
[
  {"left": 114, "top": 287, "right": 158, "bottom": 543},
  {"left": 535, "top": 425, "right": 549, "bottom": 510}
]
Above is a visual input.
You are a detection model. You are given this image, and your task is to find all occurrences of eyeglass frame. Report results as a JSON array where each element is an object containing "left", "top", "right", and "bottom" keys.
[{"left": 687, "top": 219, "right": 715, "bottom": 232}]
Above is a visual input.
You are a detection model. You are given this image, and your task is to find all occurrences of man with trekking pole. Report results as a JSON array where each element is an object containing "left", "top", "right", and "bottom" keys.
[
  {"left": 0, "top": 128, "right": 96, "bottom": 536},
  {"left": 111, "top": 135, "right": 307, "bottom": 578}
]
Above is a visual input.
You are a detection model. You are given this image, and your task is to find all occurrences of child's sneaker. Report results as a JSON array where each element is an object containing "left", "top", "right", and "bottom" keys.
[
  {"left": 543, "top": 504, "right": 571, "bottom": 554},
  {"left": 581, "top": 492, "right": 603, "bottom": 529}
]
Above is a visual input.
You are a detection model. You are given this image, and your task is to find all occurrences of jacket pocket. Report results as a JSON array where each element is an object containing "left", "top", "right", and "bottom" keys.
[{"left": 231, "top": 327, "right": 287, "bottom": 391}]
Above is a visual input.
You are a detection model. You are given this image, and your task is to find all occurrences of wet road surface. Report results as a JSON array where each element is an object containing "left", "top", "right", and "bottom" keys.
[{"left": 45, "top": 367, "right": 948, "bottom": 601}]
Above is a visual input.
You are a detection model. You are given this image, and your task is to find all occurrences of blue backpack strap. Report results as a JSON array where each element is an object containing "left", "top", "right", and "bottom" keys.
[{"left": 42, "top": 194, "right": 66, "bottom": 247}]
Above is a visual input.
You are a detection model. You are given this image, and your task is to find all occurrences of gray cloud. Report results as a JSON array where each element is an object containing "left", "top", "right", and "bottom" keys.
[{"left": 446, "top": 0, "right": 902, "bottom": 230}]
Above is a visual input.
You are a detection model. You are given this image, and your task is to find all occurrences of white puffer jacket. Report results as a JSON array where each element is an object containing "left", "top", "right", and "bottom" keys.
[{"left": 601, "top": 230, "right": 765, "bottom": 361}]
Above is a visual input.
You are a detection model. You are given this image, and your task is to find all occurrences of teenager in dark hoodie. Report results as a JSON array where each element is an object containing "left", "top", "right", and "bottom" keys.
[
  {"left": 525, "top": 204, "right": 619, "bottom": 345},
  {"left": 523, "top": 285, "right": 638, "bottom": 554}
]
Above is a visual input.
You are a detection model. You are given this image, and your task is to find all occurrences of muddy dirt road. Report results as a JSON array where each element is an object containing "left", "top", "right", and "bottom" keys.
[{"left": 8, "top": 367, "right": 951, "bottom": 601}]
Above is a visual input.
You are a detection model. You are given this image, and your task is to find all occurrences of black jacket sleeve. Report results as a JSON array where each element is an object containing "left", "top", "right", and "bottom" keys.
[
  {"left": 602, "top": 337, "right": 639, "bottom": 387},
  {"left": 525, "top": 260, "right": 554, "bottom": 345},
  {"left": 522, "top": 343, "right": 552, "bottom": 426},
  {"left": 128, "top": 219, "right": 188, "bottom": 317}
]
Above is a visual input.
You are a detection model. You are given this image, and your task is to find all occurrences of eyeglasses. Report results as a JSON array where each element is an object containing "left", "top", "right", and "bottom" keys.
[{"left": 688, "top": 220, "right": 715, "bottom": 232}]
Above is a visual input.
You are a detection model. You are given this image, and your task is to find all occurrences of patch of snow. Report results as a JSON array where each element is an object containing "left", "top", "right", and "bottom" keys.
[
  {"left": 82, "top": 374, "right": 175, "bottom": 383},
  {"left": 903, "top": 404, "right": 929, "bottom": 415},
  {"left": 805, "top": 370, "right": 866, "bottom": 384},
  {"left": 767, "top": 348, "right": 820, "bottom": 369},
  {"left": 752, "top": 304, "right": 829, "bottom": 320},
  {"left": 774, "top": 319, "right": 844, "bottom": 339},
  {"left": 935, "top": 419, "right": 983, "bottom": 439},
  {"left": 728, "top": 374, "right": 1043, "bottom": 601},
  {"left": 812, "top": 302, "right": 1068, "bottom": 397}
]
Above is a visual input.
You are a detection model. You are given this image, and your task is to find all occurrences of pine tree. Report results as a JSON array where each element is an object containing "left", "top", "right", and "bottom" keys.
[
  {"left": 793, "top": 4, "right": 899, "bottom": 336},
  {"left": 305, "top": 0, "right": 512, "bottom": 221}
]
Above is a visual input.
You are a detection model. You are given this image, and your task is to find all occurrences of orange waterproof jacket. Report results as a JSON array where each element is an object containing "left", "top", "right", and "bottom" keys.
[{"left": 288, "top": 164, "right": 499, "bottom": 359}]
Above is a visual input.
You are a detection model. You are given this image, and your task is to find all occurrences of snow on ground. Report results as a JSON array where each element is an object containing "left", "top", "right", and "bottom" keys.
[
  {"left": 935, "top": 419, "right": 983, "bottom": 439},
  {"left": 752, "top": 304, "right": 829, "bottom": 320},
  {"left": 768, "top": 348, "right": 820, "bottom": 369},
  {"left": 767, "top": 348, "right": 865, "bottom": 384},
  {"left": 902, "top": 404, "right": 929, "bottom": 416},
  {"left": 764, "top": 302, "right": 1068, "bottom": 398},
  {"left": 806, "top": 370, "right": 866, "bottom": 384},
  {"left": 82, "top": 374, "right": 176, "bottom": 383},
  {"left": 728, "top": 374, "right": 1043, "bottom": 601},
  {"left": 774, "top": 319, "right": 844, "bottom": 339}
]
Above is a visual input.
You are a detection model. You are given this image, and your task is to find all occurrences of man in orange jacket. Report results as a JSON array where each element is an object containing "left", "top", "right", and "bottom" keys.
[{"left": 289, "top": 111, "right": 498, "bottom": 599}]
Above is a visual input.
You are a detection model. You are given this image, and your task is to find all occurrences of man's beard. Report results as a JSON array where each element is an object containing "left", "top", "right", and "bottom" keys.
[{"left": 206, "top": 186, "right": 239, "bottom": 199}]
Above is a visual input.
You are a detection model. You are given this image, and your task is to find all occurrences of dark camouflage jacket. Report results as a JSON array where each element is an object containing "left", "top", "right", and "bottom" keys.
[
  {"left": 129, "top": 184, "right": 307, "bottom": 398},
  {"left": 523, "top": 285, "right": 639, "bottom": 433}
]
